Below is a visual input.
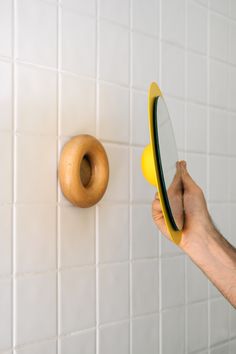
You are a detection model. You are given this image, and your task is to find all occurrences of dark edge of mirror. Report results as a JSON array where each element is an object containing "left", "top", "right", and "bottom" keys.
[{"left": 153, "top": 96, "right": 179, "bottom": 231}]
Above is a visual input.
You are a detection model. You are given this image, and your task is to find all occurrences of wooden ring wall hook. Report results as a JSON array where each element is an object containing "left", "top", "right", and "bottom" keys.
[{"left": 59, "top": 135, "right": 109, "bottom": 208}]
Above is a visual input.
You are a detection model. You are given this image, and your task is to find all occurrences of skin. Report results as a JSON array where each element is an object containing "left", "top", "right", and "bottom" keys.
[{"left": 152, "top": 160, "right": 236, "bottom": 308}]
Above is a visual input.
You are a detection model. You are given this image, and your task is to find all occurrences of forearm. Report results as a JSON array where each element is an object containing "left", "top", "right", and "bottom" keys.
[{"left": 181, "top": 227, "right": 236, "bottom": 308}]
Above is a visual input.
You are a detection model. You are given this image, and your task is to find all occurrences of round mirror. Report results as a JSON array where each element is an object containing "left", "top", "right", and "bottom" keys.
[{"left": 153, "top": 96, "right": 184, "bottom": 230}]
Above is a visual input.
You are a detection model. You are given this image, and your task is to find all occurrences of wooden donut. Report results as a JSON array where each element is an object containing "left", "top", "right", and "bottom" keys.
[{"left": 59, "top": 135, "right": 109, "bottom": 208}]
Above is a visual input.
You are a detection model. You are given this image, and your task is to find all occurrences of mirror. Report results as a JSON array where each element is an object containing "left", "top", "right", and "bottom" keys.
[
  {"left": 153, "top": 96, "right": 184, "bottom": 231},
  {"left": 141, "top": 82, "right": 183, "bottom": 244}
]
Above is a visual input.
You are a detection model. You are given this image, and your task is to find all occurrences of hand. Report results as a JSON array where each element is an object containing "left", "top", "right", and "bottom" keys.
[{"left": 152, "top": 161, "right": 214, "bottom": 250}]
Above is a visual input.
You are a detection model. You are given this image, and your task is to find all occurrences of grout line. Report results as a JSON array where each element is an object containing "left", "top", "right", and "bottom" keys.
[
  {"left": 56, "top": 1, "right": 62, "bottom": 353},
  {"left": 206, "top": 1, "right": 211, "bottom": 352},
  {"left": 95, "top": 1, "right": 100, "bottom": 353},
  {"left": 12, "top": 0, "right": 17, "bottom": 351},
  {"left": 158, "top": 0, "right": 163, "bottom": 352},
  {"left": 184, "top": 0, "right": 188, "bottom": 351},
  {"left": 129, "top": 0, "right": 133, "bottom": 353}
]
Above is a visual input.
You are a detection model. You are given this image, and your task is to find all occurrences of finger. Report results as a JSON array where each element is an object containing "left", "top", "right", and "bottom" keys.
[
  {"left": 180, "top": 161, "right": 198, "bottom": 190},
  {"left": 168, "top": 161, "right": 182, "bottom": 193},
  {"left": 155, "top": 192, "right": 160, "bottom": 200},
  {"left": 152, "top": 198, "right": 162, "bottom": 212}
]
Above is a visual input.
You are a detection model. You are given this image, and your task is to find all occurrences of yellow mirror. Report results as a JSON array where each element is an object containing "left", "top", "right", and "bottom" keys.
[{"left": 141, "top": 82, "right": 183, "bottom": 244}]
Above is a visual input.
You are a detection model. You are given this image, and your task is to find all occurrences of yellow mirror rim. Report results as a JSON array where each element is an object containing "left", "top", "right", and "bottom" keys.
[{"left": 148, "top": 82, "right": 182, "bottom": 244}]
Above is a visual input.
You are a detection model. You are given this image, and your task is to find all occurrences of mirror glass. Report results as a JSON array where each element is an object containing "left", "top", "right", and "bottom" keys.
[{"left": 153, "top": 96, "right": 184, "bottom": 230}]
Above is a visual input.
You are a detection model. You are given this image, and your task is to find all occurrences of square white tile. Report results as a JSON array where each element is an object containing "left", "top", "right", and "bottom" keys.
[
  {"left": 102, "top": 144, "right": 129, "bottom": 202},
  {"left": 99, "top": 322, "right": 129, "bottom": 354},
  {"left": 61, "top": 74, "right": 96, "bottom": 136},
  {"left": 187, "top": 52, "right": 207, "bottom": 104},
  {"left": 160, "top": 235, "right": 183, "bottom": 256},
  {"left": 162, "top": 0, "right": 185, "bottom": 46},
  {"left": 16, "top": 135, "right": 57, "bottom": 203},
  {"left": 229, "top": 21, "right": 236, "bottom": 65},
  {"left": 15, "top": 340, "right": 57, "bottom": 354},
  {"left": 209, "top": 203, "right": 230, "bottom": 237},
  {"left": 131, "top": 90, "right": 149, "bottom": 146},
  {"left": 209, "top": 108, "right": 229, "bottom": 155},
  {"left": 186, "top": 153, "right": 207, "bottom": 195},
  {"left": 99, "top": 263, "right": 129, "bottom": 324},
  {"left": 17, "top": 64, "right": 57, "bottom": 135},
  {"left": 60, "top": 267, "right": 95, "bottom": 334},
  {"left": 16, "top": 273, "right": 56, "bottom": 345},
  {"left": 164, "top": 96, "right": 185, "bottom": 151},
  {"left": 162, "top": 307, "right": 185, "bottom": 354},
  {"left": 228, "top": 67, "right": 236, "bottom": 112},
  {"left": 229, "top": 158, "right": 236, "bottom": 202},
  {"left": 186, "top": 103, "right": 207, "bottom": 153},
  {"left": 187, "top": 0, "right": 207, "bottom": 54},
  {"left": 211, "top": 343, "right": 229, "bottom": 354},
  {"left": 132, "top": 259, "right": 158, "bottom": 316},
  {"left": 98, "top": 204, "right": 129, "bottom": 263},
  {"left": 16, "top": 205, "right": 56, "bottom": 273},
  {"left": 186, "top": 257, "right": 208, "bottom": 303},
  {"left": 60, "top": 206, "right": 95, "bottom": 268},
  {"left": 209, "top": 59, "right": 228, "bottom": 109},
  {"left": 0, "top": 278, "right": 11, "bottom": 351},
  {"left": 229, "top": 204, "right": 236, "bottom": 246},
  {"left": 60, "top": 329, "right": 95, "bottom": 354},
  {"left": 210, "top": 298, "right": 230, "bottom": 346},
  {"left": 209, "top": 156, "right": 229, "bottom": 202},
  {"left": 0, "top": 133, "right": 12, "bottom": 203},
  {"left": 99, "top": 20, "right": 129, "bottom": 85},
  {"left": 17, "top": 0, "right": 57, "bottom": 67},
  {"left": 99, "top": 0, "right": 130, "bottom": 26},
  {"left": 132, "top": 32, "right": 159, "bottom": 90},
  {"left": 210, "top": 0, "right": 229, "bottom": 16},
  {"left": 62, "top": 10, "right": 96, "bottom": 77},
  {"left": 187, "top": 302, "right": 208, "bottom": 352},
  {"left": 230, "top": 0, "right": 236, "bottom": 19},
  {"left": 161, "top": 42, "right": 185, "bottom": 98},
  {"left": 210, "top": 12, "right": 229, "bottom": 62},
  {"left": 230, "top": 306, "right": 236, "bottom": 338},
  {"left": 0, "top": 206, "right": 12, "bottom": 275},
  {"left": 132, "top": 204, "right": 158, "bottom": 259},
  {"left": 195, "top": 0, "right": 208, "bottom": 5},
  {"left": 229, "top": 113, "right": 236, "bottom": 156},
  {"left": 62, "top": 0, "right": 96, "bottom": 16},
  {"left": 132, "top": 0, "right": 159, "bottom": 36},
  {"left": 0, "top": 61, "right": 12, "bottom": 131},
  {"left": 131, "top": 146, "right": 155, "bottom": 202},
  {"left": 98, "top": 82, "right": 130, "bottom": 143},
  {"left": 161, "top": 256, "right": 185, "bottom": 309},
  {"left": 230, "top": 339, "right": 236, "bottom": 354},
  {"left": 0, "top": 0, "right": 12, "bottom": 57},
  {"left": 132, "top": 314, "right": 159, "bottom": 354}
]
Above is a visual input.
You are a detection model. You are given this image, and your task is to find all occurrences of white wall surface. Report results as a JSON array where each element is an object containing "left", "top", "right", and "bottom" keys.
[{"left": 0, "top": 0, "right": 236, "bottom": 353}]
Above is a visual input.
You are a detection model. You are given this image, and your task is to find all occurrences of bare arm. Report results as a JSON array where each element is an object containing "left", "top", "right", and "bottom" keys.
[{"left": 152, "top": 161, "right": 236, "bottom": 308}]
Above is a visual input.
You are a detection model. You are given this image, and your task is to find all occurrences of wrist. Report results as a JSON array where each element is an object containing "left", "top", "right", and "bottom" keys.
[{"left": 179, "top": 223, "right": 218, "bottom": 259}]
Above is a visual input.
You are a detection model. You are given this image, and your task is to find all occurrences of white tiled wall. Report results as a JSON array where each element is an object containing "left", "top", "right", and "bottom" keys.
[{"left": 0, "top": 0, "right": 236, "bottom": 353}]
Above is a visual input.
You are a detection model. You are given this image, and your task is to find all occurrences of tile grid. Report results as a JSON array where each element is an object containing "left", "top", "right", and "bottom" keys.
[
  {"left": 56, "top": 0, "right": 61, "bottom": 353},
  {"left": 158, "top": 0, "right": 163, "bottom": 353},
  {"left": 206, "top": 0, "right": 211, "bottom": 352},
  {"left": 12, "top": 0, "right": 17, "bottom": 351},
  {"left": 95, "top": 0, "right": 100, "bottom": 352},
  {"left": 184, "top": 0, "right": 188, "bottom": 351},
  {"left": 1, "top": 0, "right": 236, "bottom": 352},
  {"left": 129, "top": 1, "right": 133, "bottom": 354}
]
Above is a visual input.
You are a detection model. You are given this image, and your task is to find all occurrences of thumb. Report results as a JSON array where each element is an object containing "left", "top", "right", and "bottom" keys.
[{"left": 180, "top": 161, "right": 197, "bottom": 191}]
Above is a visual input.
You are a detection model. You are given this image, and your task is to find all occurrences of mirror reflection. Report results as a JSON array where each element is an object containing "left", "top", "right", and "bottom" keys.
[{"left": 153, "top": 96, "right": 184, "bottom": 230}]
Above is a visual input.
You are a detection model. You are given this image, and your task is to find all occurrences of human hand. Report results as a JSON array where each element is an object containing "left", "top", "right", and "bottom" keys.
[{"left": 152, "top": 161, "right": 214, "bottom": 250}]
